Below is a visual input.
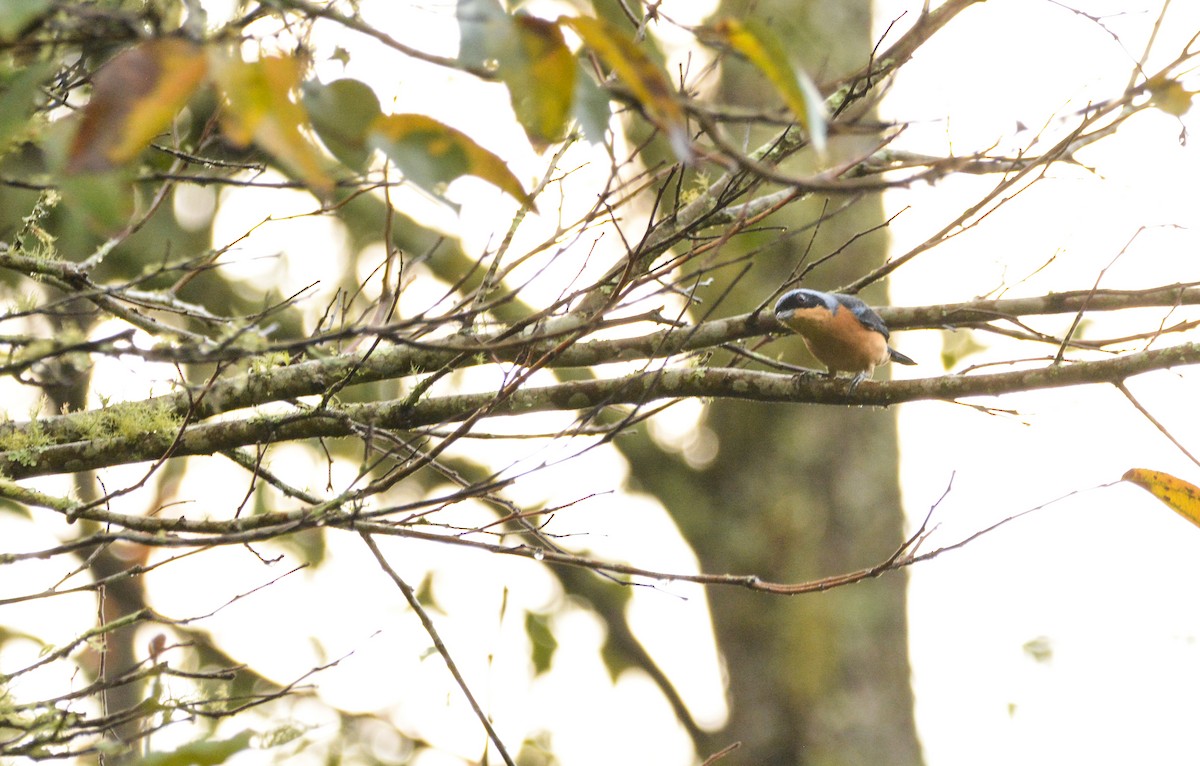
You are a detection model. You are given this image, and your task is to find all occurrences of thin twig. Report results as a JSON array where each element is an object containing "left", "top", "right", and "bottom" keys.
[
  {"left": 1115, "top": 380, "right": 1200, "bottom": 469},
  {"left": 358, "top": 530, "right": 516, "bottom": 766}
]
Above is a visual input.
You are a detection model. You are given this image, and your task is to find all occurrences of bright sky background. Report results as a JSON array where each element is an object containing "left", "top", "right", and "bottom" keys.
[
  {"left": 3, "top": 2, "right": 1200, "bottom": 766},
  {"left": 876, "top": 2, "right": 1200, "bottom": 764}
]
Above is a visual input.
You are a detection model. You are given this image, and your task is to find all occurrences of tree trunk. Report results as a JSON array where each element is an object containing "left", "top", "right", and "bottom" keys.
[{"left": 619, "top": 2, "right": 923, "bottom": 762}]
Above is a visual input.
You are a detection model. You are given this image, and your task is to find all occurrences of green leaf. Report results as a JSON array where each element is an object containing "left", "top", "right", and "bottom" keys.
[
  {"left": 277, "top": 528, "right": 327, "bottom": 566},
  {"left": 134, "top": 730, "right": 254, "bottom": 766},
  {"left": 455, "top": 0, "right": 508, "bottom": 69},
  {"left": 369, "top": 113, "right": 533, "bottom": 207},
  {"left": 302, "top": 78, "right": 382, "bottom": 170},
  {"left": 66, "top": 39, "right": 208, "bottom": 173},
  {"left": 415, "top": 573, "right": 440, "bottom": 612},
  {"left": 560, "top": 15, "right": 692, "bottom": 162},
  {"left": 0, "top": 0, "right": 51, "bottom": 42},
  {"left": 524, "top": 611, "right": 558, "bottom": 675},
  {"left": 0, "top": 497, "right": 31, "bottom": 519},
  {"left": 599, "top": 634, "right": 635, "bottom": 682},
  {"left": 707, "top": 18, "right": 827, "bottom": 153},
  {"left": 1022, "top": 635, "right": 1053, "bottom": 663},
  {"left": 571, "top": 60, "right": 612, "bottom": 145},
  {"left": 939, "top": 328, "right": 986, "bottom": 370},
  {"left": 59, "top": 172, "right": 135, "bottom": 233},
  {"left": 0, "top": 60, "right": 54, "bottom": 159}
]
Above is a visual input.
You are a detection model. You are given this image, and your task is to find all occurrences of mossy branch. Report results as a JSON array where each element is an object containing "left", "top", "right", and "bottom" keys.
[{"left": 2, "top": 336, "right": 1197, "bottom": 480}]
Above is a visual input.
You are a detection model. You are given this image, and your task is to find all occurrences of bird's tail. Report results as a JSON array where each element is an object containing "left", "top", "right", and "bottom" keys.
[{"left": 889, "top": 348, "right": 917, "bottom": 365}]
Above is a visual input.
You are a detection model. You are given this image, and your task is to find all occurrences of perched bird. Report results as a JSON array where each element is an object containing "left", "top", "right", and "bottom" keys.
[{"left": 773, "top": 288, "right": 916, "bottom": 386}]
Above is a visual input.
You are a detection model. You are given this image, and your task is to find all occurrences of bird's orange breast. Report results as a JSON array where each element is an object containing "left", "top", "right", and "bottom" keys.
[{"left": 782, "top": 305, "right": 891, "bottom": 375}]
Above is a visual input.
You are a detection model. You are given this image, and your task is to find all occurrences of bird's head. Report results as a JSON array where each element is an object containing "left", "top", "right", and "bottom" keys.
[{"left": 774, "top": 289, "right": 838, "bottom": 321}]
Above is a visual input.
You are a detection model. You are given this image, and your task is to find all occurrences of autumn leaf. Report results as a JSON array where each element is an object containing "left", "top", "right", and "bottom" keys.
[
  {"left": 211, "top": 51, "right": 334, "bottom": 197},
  {"left": 66, "top": 38, "right": 208, "bottom": 173},
  {"left": 706, "top": 18, "right": 827, "bottom": 153},
  {"left": 560, "top": 15, "right": 692, "bottom": 162},
  {"left": 458, "top": 2, "right": 575, "bottom": 147},
  {"left": 369, "top": 113, "right": 533, "bottom": 208},
  {"left": 503, "top": 15, "right": 575, "bottom": 147},
  {"left": 1122, "top": 468, "right": 1200, "bottom": 528},
  {"left": 1146, "top": 74, "right": 1197, "bottom": 117}
]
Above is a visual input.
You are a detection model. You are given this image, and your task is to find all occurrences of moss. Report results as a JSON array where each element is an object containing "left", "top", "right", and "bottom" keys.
[
  {"left": 681, "top": 170, "right": 711, "bottom": 206},
  {"left": 13, "top": 190, "right": 60, "bottom": 258},
  {"left": 1, "top": 417, "right": 52, "bottom": 467},
  {"left": 0, "top": 400, "right": 188, "bottom": 456},
  {"left": 73, "top": 401, "right": 185, "bottom": 442},
  {"left": 248, "top": 351, "right": 292, "bottom": 375}
]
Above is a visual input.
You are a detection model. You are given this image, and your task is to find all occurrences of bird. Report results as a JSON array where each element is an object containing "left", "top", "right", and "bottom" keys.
[{"left": 773, "top": 288, "right": 916, "bottom": 387}]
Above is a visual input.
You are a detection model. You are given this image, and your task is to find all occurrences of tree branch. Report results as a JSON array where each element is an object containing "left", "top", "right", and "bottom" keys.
[{"left": 3, "top": 338, "right": 1197, "bottom": 479}]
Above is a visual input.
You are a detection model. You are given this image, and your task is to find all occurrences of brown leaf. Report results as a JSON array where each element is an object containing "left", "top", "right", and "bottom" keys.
[{"left": 67, "top": 38, "right": 207, "bottom": 173}]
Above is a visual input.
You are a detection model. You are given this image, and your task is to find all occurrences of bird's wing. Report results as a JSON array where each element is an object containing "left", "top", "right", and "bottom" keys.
[{"left": 833, "top": 293, "right": 890, "bottom": 339}]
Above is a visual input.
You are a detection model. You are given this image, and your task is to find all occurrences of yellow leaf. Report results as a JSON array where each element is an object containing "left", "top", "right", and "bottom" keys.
[
  {"left": 505, "top": 15, "right": 575, "bottom": 147},
  {"left": 1148, "top": 75, "right": 1197, "bottom": 117},
  {"left": 1122, "top": 468, "right": 1200, "bottom": 528},
  {"left": 560, "top": 15, "right": 692, "bottom": 162},
  {"left": 67, "top": 39, "right": 208, "bottom": 173},
  {"left": 369, "top": 113, "right": 533, "bottom": 208},
  {"left": 707, "top": 18, "right": 826, "bottom": 153},
  {"left": 458, "top": 5, "right": 575, "bottom": 148},
  {"left": 211, "top": 51, "right": 334, "bottom": 197}
]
